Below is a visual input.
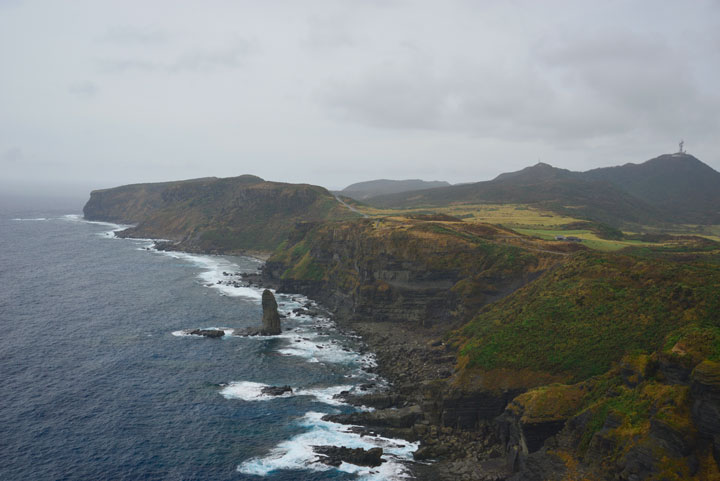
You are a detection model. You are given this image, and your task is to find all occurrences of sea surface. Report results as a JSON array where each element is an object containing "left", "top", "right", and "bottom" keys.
[{"left": 0, "top": 206, "right": 417, "bottom": 481}]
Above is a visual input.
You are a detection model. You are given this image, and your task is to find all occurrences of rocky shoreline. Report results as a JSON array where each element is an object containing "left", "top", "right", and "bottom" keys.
[
  {"left": 237, "top": 270, "right": 506, "bottom": 480},
  {"left": 233, "top": 265, "right": 477, "bottom": 479}
]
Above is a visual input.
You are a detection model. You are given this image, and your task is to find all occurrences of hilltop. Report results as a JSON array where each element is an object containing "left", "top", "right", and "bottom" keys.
[
  {"left": 84, "top": 175, "right": 358, "bottom": 254},
  {"left": 338, "top": 179, "right": 450, "bottom": 201},
  {"left": 579, "top": 153, "right": 720, "bottom": 224}
]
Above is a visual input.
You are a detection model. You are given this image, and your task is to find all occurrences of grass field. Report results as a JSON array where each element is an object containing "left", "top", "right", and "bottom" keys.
[
  {"left": 349, "top": 201, "right": 720, "bottom": 252},
  {"left": 512, "top": 228, "right": 654, "bottom": 251},
  {"left": 354, "top": 202, "right": 656, "bottom": 251}
]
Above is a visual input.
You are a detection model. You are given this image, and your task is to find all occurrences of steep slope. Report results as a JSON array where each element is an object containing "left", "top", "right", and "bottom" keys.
[
  {"left": 83, "top": 176, "right": 223, "bottom": 224},
  {"left": 452, "top": 249, "right": 720, "bottom": 381},
  {"left": 339, "top": 179, "right": 450, "bottom": 201},
  {"left": 84, "top": 175, "right": 358, "bottom": 253},
  {"left": 367, "top": 163, "right": 664, "bottom": 227},
  {"left": 262, "top": 217, "right": 574, "bottom": 327},
  {"left": 580, "top": 153, "right": 720, "bottom": 224}
]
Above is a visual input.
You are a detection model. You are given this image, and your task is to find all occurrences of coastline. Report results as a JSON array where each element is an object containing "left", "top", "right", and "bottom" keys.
[
  {"left": 144, "top": 237, "right": 433, "bottom": 479},
  {"left": 144, "top": 237, "right": 460, "bottom": 479}
]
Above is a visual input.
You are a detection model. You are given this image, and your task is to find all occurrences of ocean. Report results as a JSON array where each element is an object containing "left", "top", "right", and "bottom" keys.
[{"left": 0, "top": 206, "right": 417, "bottom": 480}]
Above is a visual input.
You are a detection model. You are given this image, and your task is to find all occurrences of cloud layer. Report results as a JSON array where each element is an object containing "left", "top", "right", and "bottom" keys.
[{"left": 0, "top": 0, "right": 718, "bottom": 194}]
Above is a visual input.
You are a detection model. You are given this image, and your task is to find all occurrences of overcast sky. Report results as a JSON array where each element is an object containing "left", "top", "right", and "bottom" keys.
[{"left": 1, "top": 0, "right": 719, "bottom": 199}]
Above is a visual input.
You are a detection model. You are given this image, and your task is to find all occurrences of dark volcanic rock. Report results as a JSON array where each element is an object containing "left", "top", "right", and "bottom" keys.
[
  {"left": 261, "top": 385, "right": 293, "bottom": 396},
  {"left": 234, "top": 290, "right": 282, "bottom": 336},
  {"left": 261, "top": 289, "right": 281, "bottom": 335},
  {"left": 313, "top": 446, "right": 384, "bottom": 467},
  {"left": 323, "top": 405, "right": 423, "bottom": 429},
  {"left": 188, "top": 329, "right": 225, "bottom": 338}
]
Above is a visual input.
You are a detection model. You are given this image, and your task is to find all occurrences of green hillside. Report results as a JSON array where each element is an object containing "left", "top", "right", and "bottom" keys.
[{"left": 84, "top": 175, "right": 358, "bottom": 253}]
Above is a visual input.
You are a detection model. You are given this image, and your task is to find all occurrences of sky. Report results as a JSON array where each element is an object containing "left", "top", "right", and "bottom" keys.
[{"left": 1, "top": 0, "right": 719, "bottom": 201}]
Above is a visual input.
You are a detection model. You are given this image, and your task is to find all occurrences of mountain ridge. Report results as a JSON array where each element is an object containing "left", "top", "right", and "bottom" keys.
[{"left": 364, "top": 153, "right": 720, "bottom": 226}]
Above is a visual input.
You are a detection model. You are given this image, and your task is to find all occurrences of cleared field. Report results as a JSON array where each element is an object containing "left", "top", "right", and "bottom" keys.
[
  {"left": 351, "top": 201, "right": 720, "bottom": 252},
  {"left": 355, "top": 203, "right": 580, "bottom": 226},
  {"left": 512, "top": 228, "right": 655, "bottom": 251}
]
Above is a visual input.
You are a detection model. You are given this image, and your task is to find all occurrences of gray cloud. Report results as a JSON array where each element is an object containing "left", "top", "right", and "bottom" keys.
[
  {"left": 169, "top": 44, "right": 252, "bottom": 72},
  {"left": 2, "top": 147, "right": 23, "bottom": 163},
  {"left": 322, "top": 25, "right": 720, "bottom": 148},
  {"left": 99, "top": 26, "right": 167, "bottom": 45},
  {"left": 0, "top": 0, "right": 718, "bottom": 192},
  {"left": 97, "top": 42, "right": 253, "bottom": 74},
  {"left": 68, "top": 81, "right": 99, "bottom": 97}
]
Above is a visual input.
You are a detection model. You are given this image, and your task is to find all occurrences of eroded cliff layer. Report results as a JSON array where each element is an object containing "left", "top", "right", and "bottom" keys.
[{"left": 262, "top": 216, "right": 573, "bottom": 328}]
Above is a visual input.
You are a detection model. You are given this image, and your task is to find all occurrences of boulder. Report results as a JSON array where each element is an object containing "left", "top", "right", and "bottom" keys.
[
  {"left": 261, "top": 385, "right": 293, "bottom": 396},
  {"left": 313, "top": 446, "right": 383, "bottom": 467},
  {"left": 188, "top": 329, "right": 225, "bottom": 338}
]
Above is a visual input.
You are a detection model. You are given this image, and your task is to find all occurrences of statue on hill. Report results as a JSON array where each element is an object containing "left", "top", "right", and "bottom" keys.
[
  {"left": 679, "top": 139, "right": 685, "bottom": 154},
  {"left": 235, "top": 289, "right": 282, "bottom": 336}
]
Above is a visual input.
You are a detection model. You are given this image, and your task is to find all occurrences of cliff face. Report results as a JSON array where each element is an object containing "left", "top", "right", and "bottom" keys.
[
  {"left": 83, "top": 175, "right": 357, "bottom": 253},
  {"left": 83, "top": 176, "right": 226, "bottom": 224},
  {"left": 262, "top": 217, "right": 570, "bottom": 328},
  {"left": 262, "top": 218, "right": 720, "bottom": 480}
]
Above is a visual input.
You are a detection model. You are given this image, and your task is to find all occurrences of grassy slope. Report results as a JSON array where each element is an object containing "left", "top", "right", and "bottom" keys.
[
  {"left": 452, "top": 249, "right": 720, "bottom": 382},
  {"left": 86, "top": 176, "right": 358, "bottom": 253}
]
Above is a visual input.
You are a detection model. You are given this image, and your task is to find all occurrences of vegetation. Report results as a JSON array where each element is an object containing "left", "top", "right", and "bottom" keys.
[
  {"left": 452, "top": 250, "right": 720, "bottom": 381},
  {"left": 87, "top": 176, "right": 358, "bottom": 253}
]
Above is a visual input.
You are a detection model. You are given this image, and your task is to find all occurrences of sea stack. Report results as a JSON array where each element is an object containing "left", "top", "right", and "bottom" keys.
[{"left": 261, "top": 289, "right": 281, "bottom": 335}]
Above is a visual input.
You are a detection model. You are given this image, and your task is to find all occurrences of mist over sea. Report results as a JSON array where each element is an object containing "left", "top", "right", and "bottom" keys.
[{"left": 0, "top": 205, "right": 416, "bottom": 480}]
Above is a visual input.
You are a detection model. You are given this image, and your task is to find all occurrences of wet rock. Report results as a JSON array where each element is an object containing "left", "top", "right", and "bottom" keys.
[
  {"left": 261, "top": 385, "right": 293, "bottom": 396},
  {"left": 188, "top": 329, "right": 225, "bottom": 338},
  {"left": 313, "top": 446, "right": 383, "bottom": 467},
  {"left": 323, "top": 405, "right": 423, "bottom": 429}
]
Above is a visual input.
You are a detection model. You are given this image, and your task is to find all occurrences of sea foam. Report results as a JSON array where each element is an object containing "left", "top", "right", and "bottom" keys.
[{"left": 238, "top": 411, "right": 418, "bottom": 480}]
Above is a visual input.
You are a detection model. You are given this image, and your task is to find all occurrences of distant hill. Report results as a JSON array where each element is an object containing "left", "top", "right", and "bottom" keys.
[
  {"left": 83, "top": 175, "right": 357, "bottom": 253},
  {"left": 339, "top": 179, "right": 450, "bottom": 201},
  {"left": 366, "top": 153, "right": 720, "bottom": 226},
  {"left": 578, "top": 153, "right": 720, "bottom": 224},
  {"left": 366, "top": 164, "right": 665, "bottom": 227}
]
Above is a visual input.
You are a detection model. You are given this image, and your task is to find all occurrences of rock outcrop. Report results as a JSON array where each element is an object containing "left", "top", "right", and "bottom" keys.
[
  {"left": 235, "top": 289, "right": 282, "bottom": 336},
  {"left": 313, "top": 446, "right": 384, "bottom": 467},
  {"left": 188, "top": 329, "right": 225, "bottom": 338},
  {"left": 261, "top": 385, "right": 292, "bottom": 396},
  {"left": 261, "top": 289, "right": 281, "bottom": 335}
]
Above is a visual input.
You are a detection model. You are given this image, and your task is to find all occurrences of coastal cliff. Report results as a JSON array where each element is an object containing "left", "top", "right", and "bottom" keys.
[
  {"left": 261, "top": 216, "right": 571, "bottom": 328},
  {"left": 261, "top": 220, "right": 720, "bottom": 480},
  {"left": 84, "top": 175, "right": 357, "bottom": 254}
]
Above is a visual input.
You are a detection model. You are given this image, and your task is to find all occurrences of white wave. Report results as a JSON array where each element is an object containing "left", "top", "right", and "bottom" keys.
[
  {"left": 220, "top": 382, "right": 352, "bottom": 406},
  {"left": 151, "top": 249, "right": 264, "bottom": 301},
  {"left": 238, "top": 411, "right": 418, "bottom": 480},
  {"left": 12, "top": 217, "right": 48, "bottom": 221},
  {"left": 220, "top": 381, "right": 293, "bottom": 401},
  {"left": 294, "top": 385, "right": 354, "bottom": 406},
  {"left": 60, "top": 214, "right": 130, "bottom": 237}
]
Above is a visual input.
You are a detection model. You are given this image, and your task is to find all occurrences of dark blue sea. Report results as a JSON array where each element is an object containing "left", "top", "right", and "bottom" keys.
[{"left": 0, "top": 206, "right": 416, "bottom": 481}]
